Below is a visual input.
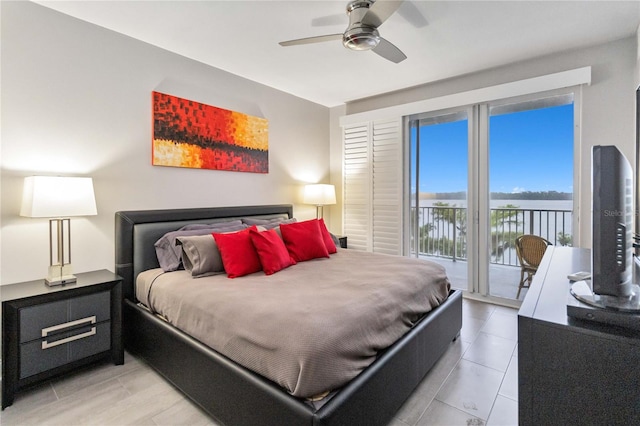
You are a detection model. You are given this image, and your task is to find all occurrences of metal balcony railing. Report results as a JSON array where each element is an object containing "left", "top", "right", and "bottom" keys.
[{"left": 412, "top": 206, "right": 572, "bottom": 266}]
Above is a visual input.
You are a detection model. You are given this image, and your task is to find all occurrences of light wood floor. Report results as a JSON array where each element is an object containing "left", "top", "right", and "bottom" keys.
[{"left": 1, "top": 299, "right": 518, "bottom": 426}]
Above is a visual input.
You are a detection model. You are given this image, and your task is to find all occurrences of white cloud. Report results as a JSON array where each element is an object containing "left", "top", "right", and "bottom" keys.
[{"left": 512, "top": 187, "right": 525, "bottom": 193}]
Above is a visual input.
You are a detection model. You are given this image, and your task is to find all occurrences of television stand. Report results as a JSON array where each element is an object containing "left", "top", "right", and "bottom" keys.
[
  {"left": 568, "top": 280, "right": 640, "bottom": 330},
  {"left": 518, "top": 247, "right": 640, "bottom": 426}
]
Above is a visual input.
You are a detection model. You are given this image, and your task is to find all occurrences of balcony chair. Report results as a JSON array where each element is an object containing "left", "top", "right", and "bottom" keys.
[{"left": 515, "top": 235, "right": 552, "bottom": 299}]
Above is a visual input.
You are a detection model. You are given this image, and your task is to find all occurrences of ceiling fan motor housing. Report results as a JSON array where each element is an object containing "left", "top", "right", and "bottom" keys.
[
  {"left": 343, "top": 0, "right": 380, "bottom": 51},
  {"left": 343, "top": 26, "right": 380, "bottom": 50}
]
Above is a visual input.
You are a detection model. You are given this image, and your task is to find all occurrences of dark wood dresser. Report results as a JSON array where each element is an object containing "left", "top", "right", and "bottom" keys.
[{"left": 518, "top": 247, "right": 640, "bottom": 426}]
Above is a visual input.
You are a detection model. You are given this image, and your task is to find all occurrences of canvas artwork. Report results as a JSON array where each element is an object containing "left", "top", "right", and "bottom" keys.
[{"left": 152, "top": 92, "right": 269, "bottom": 173}]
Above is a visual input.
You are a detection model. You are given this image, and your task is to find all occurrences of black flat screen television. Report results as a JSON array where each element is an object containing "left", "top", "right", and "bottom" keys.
[
  {"left": 591, "top": 144, "right": 634, "bottom": 298},
  {"left": 568, "top": 145, "right": 640, "bottom": 328}
]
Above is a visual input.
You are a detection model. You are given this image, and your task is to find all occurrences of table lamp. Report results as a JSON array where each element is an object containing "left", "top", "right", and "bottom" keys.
[
  {"left": 304, "top": 184, "right": 336, "bottom": 219},
  {"left": 20, "top": 176, "right": 97, "bottom": 286}
]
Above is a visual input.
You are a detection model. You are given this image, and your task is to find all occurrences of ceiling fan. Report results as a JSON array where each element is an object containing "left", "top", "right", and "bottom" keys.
[{"left": 279, "top": 0, "right": 407, "bottom": 64}]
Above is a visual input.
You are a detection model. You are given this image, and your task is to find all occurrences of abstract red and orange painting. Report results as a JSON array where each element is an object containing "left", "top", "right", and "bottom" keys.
[{"left": 152, "top": 92, "right": 268, "bottom": 173}]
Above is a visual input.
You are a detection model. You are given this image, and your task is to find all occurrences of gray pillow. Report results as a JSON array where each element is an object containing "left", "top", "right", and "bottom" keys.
[
  {"left": 177, "top": 234, "right": 225, "bottom": 278},
  {"left": 155, "top": 222, "right": 247, "bottom": 271},
  {"left": 242, "top": 217, "right": 297, "bottom": 229},
  {"left": 180, "top": 220, "right": 243, "bottom": 231}
]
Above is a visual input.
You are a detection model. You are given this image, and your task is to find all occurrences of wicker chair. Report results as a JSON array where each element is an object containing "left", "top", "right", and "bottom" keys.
[{"left": 515, "top": 235, "right": 552, "bottom": 299}]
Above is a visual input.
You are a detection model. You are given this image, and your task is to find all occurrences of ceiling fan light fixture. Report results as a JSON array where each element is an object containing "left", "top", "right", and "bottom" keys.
[{"left": 343, "top": 27, "right": 380, "bottom": 51}]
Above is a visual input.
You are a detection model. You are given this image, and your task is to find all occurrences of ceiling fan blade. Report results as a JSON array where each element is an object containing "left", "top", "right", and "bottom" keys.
[
  {"left": 279, "top": 34, "right": 343, "bottom": 47},
  {"left": 362, "top": 0, "right": 404, "bottom": 28},
  {"left": 372, "top": 37, "right": 407, "bottom": 63}
]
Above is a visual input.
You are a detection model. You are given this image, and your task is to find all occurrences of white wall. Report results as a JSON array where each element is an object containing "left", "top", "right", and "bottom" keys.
[
  {"left": 336, "top": 36, "right": 638, "bottom": 249},
  {"left": 0, "top": 2, "right": 330, "bottom": 285},
  {"left": 327, "top": 104, "right": 346, "bottom": 234}
]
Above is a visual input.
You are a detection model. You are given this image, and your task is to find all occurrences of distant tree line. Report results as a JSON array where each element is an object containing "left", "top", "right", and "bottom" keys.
[{"left": 433, "top": 191, "right": 572, "bottom": 200}]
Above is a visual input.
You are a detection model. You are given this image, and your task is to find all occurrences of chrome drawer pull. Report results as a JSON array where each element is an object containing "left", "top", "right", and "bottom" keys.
[
  {"left": 42, "top": 327, "right": 96, "bottom": 349},
  {"left": 41, "top": 316, "right": 96, "bottom": 350},
  {"left": 41, "top": 315, "right": 96, "bottom": 337}
]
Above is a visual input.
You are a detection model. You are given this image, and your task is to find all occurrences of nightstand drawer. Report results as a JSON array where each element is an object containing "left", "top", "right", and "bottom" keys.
[
  {"left": 19, "top": 321, "right": 111, "bottom": 379},
  {"left": 19, "top": 291, "right": 111, "bottom": 343}
]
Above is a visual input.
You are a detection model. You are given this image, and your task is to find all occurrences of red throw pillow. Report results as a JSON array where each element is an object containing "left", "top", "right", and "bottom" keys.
[
  {"left": 318, "top": 218, "right": 337, "bottom": 254},
  {"left": 249, "top": 228, "right": 296, "bottom": 275},
  {"left": 212, "top": 226, "right": 262, "bottom": 278},
  {"left": 279, "top": 219, "right": 330, "bottom": 262}
]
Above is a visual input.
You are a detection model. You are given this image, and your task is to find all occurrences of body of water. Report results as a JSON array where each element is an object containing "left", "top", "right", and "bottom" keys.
[{"left": 418, "top": 199, "right": 573, "bottom": 211}]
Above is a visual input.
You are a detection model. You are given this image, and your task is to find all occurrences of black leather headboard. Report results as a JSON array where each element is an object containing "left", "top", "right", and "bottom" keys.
[{"left": 115, "top": 205, "right": 293, "bottom": 301}]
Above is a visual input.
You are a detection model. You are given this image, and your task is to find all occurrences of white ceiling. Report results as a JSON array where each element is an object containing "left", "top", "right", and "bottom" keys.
[{"left": 35, "top": 1, "right": 640, "bottom": 107}]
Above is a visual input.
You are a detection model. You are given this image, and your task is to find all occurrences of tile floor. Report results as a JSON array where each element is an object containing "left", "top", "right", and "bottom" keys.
[
  {"left": 391, "top": 299, "right": 519, "bottom": 426},
  {"left": 1, "top": 299, "right": 518, "bottom": 426}
]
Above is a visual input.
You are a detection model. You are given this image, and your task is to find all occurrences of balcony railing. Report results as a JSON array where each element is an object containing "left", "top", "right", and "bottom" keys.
[{"left": 412, "top": 206, "right": 572, "bottom": 267}]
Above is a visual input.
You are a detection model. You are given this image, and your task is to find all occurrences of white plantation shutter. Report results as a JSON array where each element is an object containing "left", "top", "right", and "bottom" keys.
[
  {"left": 343, "top": 119, "right": 402, "bottom": 254},
  {"left": 372, "top": 120, "right": 402, "bottom": 255},
  {"left": 343, "top": 123, "right": 372, "bottom": 251}
]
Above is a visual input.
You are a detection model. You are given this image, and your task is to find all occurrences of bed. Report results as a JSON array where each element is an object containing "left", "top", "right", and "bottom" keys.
[{"left": 115, "top": 204, "right": 462, "bottom": 426}]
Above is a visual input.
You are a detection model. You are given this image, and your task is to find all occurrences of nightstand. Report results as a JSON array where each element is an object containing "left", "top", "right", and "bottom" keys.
[
  {"left": 338, "top": 236, "right": 347, "bottom": 249},
  {"left": 1, "top": 270, "right": 123, "bottom": 409}
]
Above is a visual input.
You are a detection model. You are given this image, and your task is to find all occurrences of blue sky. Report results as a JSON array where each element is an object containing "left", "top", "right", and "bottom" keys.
[{"left": 411, "top": 104, "right": 574, "bottom": 194}]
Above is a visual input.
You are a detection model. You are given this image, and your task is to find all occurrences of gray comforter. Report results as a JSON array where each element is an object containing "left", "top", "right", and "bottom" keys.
[{"left": 136, "top": 249, "right": 451, "bottom": 398}]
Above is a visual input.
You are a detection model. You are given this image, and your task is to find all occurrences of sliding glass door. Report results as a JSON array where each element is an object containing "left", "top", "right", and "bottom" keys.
[
  {"left": 408, "top": 90, "right": 577, "bottom": 302},
  {"left": 409, "top": 110, "right": 470, "bottom": 291},
  {"left": 486, "top": 95, "right": 575, "bottom": 300}
]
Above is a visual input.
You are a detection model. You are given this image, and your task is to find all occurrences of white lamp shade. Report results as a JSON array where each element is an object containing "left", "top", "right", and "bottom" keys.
[
  {"left": 21, "top": 176, "right": 97, "bottom": 218},
  {"left": 303, "top": 184, "right": 336, "bottom": 206}
]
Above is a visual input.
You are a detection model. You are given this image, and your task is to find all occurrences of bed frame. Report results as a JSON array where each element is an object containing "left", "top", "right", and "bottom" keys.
[{"left": 115, "top": 204, "right": 462, "bottom": 426}]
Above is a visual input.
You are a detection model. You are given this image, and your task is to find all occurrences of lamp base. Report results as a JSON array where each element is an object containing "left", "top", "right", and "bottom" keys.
[
  {"left": 45, "top": 275, "right": 77, "bottom": 286},
  {"left": 45, "top": 264, "right": 77, "bottom": 286}
]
